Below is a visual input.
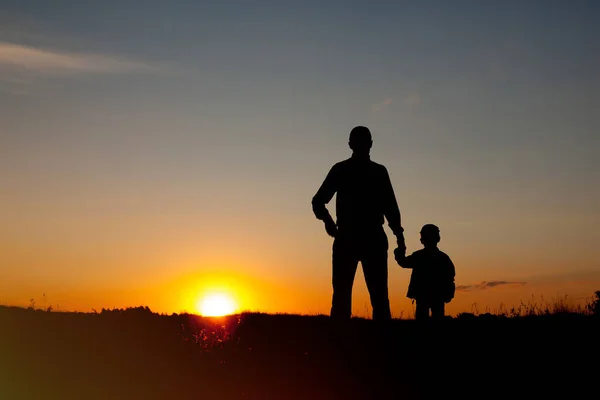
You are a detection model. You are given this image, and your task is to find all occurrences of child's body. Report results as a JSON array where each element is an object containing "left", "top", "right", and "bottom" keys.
[{"left": 395, "top": 224, "right": 455, "bottom": 320}]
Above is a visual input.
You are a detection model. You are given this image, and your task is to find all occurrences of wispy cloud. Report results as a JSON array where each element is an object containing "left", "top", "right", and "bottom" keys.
[
  {"left": 372, "top": 94, "right": 421, "bottom": 113},
  {"left": 0, "top": 41, "right": 163, "bottom": 75},
  {"left": 457, "top": 281, "right": 527, "bottom": 291},
  {"left": 0, "top": 76, "right": 33, "bottom": 95},
  {"left": 403, "top": 93, "right": 421, "bottom": 106},
  {"left": 372, "top": 98, "right": 393, "bottom": 112}
]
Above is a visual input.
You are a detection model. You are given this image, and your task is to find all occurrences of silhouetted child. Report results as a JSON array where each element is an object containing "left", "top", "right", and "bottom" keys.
[{"left": 394, "top": 224, "right": 455, "bottom": 320}]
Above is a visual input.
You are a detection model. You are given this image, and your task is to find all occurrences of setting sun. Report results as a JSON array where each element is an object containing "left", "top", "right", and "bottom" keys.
[{"left": 197, "top": 293, "right": 237, "bottom": 317}]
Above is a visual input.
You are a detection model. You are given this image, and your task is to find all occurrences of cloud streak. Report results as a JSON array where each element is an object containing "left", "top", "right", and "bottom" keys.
[
  {"left": 0, "top": 41, "right": 162, "bottom": 75},
  {"left": 457, "top": 281, "right": 527, "bottom": 291},
  {"left": 372, "top": 98, "right": 393, "bottom": 112}
]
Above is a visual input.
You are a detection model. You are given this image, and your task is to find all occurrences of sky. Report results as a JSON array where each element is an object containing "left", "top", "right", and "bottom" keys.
[{"left": 1, "top": 0, "right": 599, "bottom": 317}]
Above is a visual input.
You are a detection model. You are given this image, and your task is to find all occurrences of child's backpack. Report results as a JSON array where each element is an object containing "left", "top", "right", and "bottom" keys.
[{"left": 444, "top": 280, "right": 455, "bottom": 303}]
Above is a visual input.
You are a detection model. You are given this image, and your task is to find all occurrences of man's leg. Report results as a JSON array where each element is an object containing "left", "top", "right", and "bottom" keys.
[
  {"left": 430, "top": 302, "right": 445, "bottom": 320},
  {"left": 331, "top": 238, "right": 359, "bottom": 320},
  {"left": 362, "top": 235, "right": 391, "bottom": 321},
  {"left": 415, "top": 301, "right": 430, "bottom": 321}
]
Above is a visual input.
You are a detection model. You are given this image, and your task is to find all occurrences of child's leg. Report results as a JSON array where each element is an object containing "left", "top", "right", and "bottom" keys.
[
  {"left": 430, "top": 302, "right": 445, "bottom": 320},
  {"left": 415, "top": 300, "right": 429, "bottom": 320}
]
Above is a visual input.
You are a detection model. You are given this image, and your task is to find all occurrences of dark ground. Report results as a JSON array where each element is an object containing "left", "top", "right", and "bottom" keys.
[{"left": 1, "top": 305, "right": 598, "bottom": 399}]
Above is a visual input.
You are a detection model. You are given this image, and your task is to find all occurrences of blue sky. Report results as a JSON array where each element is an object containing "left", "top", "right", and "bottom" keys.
[{"left": 1, "top": 1, "right": 599, "bottom": 314}]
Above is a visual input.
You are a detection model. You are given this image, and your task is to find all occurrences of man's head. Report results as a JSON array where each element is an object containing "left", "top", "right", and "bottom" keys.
[
  {"left": 420, "top": 224, "right": 441, "bottom": 248},
  {"left": 348, "top": 126, "right": 372, "bottom": 156}
]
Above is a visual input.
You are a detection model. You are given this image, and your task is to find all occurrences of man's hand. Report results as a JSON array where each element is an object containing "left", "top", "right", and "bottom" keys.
[{"left": 324, "top": 219, "right": 337, "bottom": 238}]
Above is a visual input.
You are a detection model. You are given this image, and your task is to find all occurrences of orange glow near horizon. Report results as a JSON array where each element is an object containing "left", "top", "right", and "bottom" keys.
[{"left": 1, "top": 255, "right": 599, "bottom": 319}]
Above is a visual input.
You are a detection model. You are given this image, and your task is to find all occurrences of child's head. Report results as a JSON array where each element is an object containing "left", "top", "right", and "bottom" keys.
[{"left": 420, "top": 224, "right": 441, "bottom": 247}]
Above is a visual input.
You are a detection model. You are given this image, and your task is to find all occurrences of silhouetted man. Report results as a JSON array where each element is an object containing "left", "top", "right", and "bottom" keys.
[{"left": 312, "top": 126, "right": 405, "bottom": 321}]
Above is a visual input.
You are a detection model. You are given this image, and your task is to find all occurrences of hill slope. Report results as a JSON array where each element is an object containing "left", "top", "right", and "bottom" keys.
[{"left": 1, "top": 306, "right": 598, "bottom": 399}]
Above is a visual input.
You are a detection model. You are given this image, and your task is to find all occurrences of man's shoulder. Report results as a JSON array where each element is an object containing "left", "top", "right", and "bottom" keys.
[
  {"left": 360, "top": 158, "right": 386, "bottom": 169},
  {"left": 326, "top": 160, "right": 346, "bottom": 176},
  {"left": 370, "top": 161, "right": 390, "bottom": 176},
  {"left": 331, "top": 158, "right": 364, "bottom": 170},
  {"left": 333, "top": 159, "right": 351, "bottom": 168},
  {"left": 332, "top": 158, "right": 388, "bottom": 175}
]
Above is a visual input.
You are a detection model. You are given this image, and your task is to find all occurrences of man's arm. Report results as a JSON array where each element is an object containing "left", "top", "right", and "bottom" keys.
[
  {"left": 381, "top": 167, "right": 404, "bottom": 247},
  {"left": 312, "top": 165, "right": 338, "bottom": 237}
]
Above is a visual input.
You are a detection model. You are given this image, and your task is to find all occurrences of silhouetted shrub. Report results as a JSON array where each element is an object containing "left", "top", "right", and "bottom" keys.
[
  {"left": 455, "top": 312, "right": 477, "bottom": 320},
  {"left": 479, "top": 312, "right": 502, "bottom": 321},
  {"left": 587, "top": 291, "right": 600, "bottom": 316}
]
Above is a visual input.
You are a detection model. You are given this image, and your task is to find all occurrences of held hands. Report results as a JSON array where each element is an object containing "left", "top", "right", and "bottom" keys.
[
  {"left": 394, "top": 233, "right": 406, "bottom": 265},
  {"left": 393, "top": 247, "right": 405, "bottom": 265},
  {"left": 396, "top": 233, "right": 406, "bottom": 254}
]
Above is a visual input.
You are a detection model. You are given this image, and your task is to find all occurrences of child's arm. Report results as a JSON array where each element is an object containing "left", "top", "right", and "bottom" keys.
[{"left": 394, "top": 249, "right": 416, "bottom": 269}]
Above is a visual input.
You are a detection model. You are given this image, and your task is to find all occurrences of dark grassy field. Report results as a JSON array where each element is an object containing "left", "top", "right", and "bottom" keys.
[{"left": 1, "top": 304, "right": 599, "bottom": 399}]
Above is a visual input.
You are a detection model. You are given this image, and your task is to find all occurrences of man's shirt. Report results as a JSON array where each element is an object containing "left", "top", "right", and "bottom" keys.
[{"left": 312, "top": 155, "right": 403, "bottom": 237}]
